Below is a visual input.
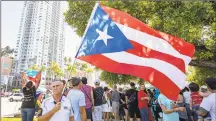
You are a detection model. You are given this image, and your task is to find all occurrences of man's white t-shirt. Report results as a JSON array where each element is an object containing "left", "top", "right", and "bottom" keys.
[
  {"left": 67, "top": 89, "right": 86, "bottom": 121},
  {"left": 200, "top": 93, "right": 216, "bottom": 121},
  {"left": 41, "top": 96, "right": 74, "bottom": 121}
]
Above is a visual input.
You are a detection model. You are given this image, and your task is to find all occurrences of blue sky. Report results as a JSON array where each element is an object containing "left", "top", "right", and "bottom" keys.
[{"left": 2, "top": 1, "right": 81, "bottom": 59}]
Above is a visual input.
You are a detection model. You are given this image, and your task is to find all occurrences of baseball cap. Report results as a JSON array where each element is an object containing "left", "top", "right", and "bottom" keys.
[
  {"left": 71, "top": 77, "right": 81, "bottom": 86},
  {"left": 94, "top": 80, "right": 100, "bottom": 85}
]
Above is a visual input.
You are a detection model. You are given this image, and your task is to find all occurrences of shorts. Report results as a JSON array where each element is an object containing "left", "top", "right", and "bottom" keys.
[
  {"left": 112, "top": 101, "right": 120, "bottom": 114},
  {"left": 128, "top": 105, "right": 141, "bottom": 118},
  {"left": 86, "top": 108, "right": 92, "bottom": 119}
]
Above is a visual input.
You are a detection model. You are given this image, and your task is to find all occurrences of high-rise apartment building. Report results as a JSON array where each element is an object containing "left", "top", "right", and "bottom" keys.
[{"left": 13, "top": 1, "right": 65, "bottom": 82}]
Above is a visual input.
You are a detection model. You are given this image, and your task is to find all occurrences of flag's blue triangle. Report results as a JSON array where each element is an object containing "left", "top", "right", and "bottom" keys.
[{"left": 76, "top": 5, "right": 133, "bottom": 57}]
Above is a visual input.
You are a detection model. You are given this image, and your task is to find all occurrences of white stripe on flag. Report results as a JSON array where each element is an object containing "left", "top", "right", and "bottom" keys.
[
  {"left": 115, "top": 23, "right": 191, "bottom": 65},
  {"left": 103, "top": 51, "right": 187, "bottom": 89}
]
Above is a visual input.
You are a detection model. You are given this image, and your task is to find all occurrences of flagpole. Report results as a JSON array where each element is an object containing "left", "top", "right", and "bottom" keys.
[{"left": 59, "top": 2, "right": 100, "bottom": 102}]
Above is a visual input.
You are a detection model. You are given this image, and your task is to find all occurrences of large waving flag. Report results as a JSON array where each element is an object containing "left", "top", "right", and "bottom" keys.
[
  {"left": 24, "top": 70, "right": 41, "bottom": 88},
  {"left": 76, "top": 3, "right": 195, "bottom": 100}
]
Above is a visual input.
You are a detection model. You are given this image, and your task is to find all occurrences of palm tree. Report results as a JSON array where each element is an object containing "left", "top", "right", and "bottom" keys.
[
  {"left": 47, "top": 62, "right": 62, "bottom": 81},
  {"left": 64, "top": 57, "right": 68, "bottom": 64},
  {"left": 68, "top": 57, "right": 72, "bottom": 64},
  {"left": 65, "top": 64, "right": 76, "bottom": 79},
  {"left": 1, "top": 46, "right": 14, "bottom": 57},
  {"left": 94, "top": 67, "right": 101, "bottom": 71},
  {"left": 80, "top": 63, "right": 88, "bottom": 71},
  {"left": 40, "top": 66, "right": 46, "bottom": 72},
  {"left": 29, "top": 64, "right": 39, "bottom": 70},
  {"left": 86, "top": 67, "right": 93, "bottom": 73},
  {"left": 56, "top": 68, "right": 63, "bottom": 78}
]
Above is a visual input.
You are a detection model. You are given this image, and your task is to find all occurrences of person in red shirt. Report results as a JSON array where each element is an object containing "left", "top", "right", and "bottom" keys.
[
  {"left": 189, "top": 82, "right": 203, "bottom": 121},
  {"left": 138, "top": 83, "right": 150, "bottom": 121}
]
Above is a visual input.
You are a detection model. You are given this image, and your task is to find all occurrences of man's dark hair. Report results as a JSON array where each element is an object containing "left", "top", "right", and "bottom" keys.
[
  {"left": 181, "top": 87, "right": 190, "bottom": 94},
  {"left": 130, "top": 82, "right": 135, "bottom": 87},
  {"left": 81, "top": 77, "right": 87, "bottom": 84},
  {"left": 205, "top": 78, "right": 216, "bottom": 90},
  {"left": 61, "top": 80, "right": 66, "bottom": 85},
  {"left": 71, "top": 77, "right": 81, "bottom": 86},
  {"left": 104, "top": 87, "right": 109, "bottom": 92},
  {"left": 26, "top": 81, "right": 33, "bottom": 88},
  {"left": 189, "top": 82, "right": 199, "bottom": 92}
]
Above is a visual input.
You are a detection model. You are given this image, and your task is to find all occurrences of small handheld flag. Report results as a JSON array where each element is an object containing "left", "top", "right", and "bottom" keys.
[{"left": 24, "top": 69, "right": 41, "bottom": 88}]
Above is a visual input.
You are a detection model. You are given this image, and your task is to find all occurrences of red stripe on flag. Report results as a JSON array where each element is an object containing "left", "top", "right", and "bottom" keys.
[
  {"left": 101, "top": 5, "right": 195, "bottom": 57},
  {"left": 127, "top": 40, "right": 186, "bottom": 73},
  {"left": 78, "top": 55, "right": 180, "bottom": 100},
  {"left": 25, "top": 72, "right": 41, "bottom": 88}
]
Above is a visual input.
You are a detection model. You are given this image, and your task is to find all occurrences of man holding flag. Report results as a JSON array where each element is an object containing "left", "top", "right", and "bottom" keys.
[{"left": 38, "top": 81, "right": 74, "bottom": 121}]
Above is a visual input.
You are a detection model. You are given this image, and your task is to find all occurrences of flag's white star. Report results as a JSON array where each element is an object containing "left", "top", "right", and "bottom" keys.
[{"left": 96, "top": 26, "right": 113, "bottom": 46}]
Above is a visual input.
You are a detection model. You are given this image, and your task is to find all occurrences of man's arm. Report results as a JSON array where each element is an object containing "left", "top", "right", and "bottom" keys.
[
  {"left": 160, "top": 105, "right": 185, "bottom": 114},
  {"left": 21, "top": 72, "right": 26, "bottom": 88},
  {"left": 91, "top": 88, "right": 94, "bottom": 109},
  {"left": 189, "top": 98, "right": 193, "bottom": 110},
  {"left": 69, "top": 116, "right": 74, "bottom": 121},
  {"left": 79, "top": 93, "right": 87, "bottom": 121},
  {"left": 197, "top": 98, "right": 211, "bottom": 117},
  {"left": 199, "top": 91, "right": 211, "bottom": 97},
  {"left": 80, "top": 106, "right": 87, "bottom": 121},
  {"left": 125, "top": 96, "right": 128, "bottom": 104},
  {"left": 177, "top": 94, "right": 184, "bottom": 103},
  {"left": 35, "top": 71, "right": 42, "bottom": 89},
  {"left": 38, "top": 102, "right": 61, "bottom": 121},
  {"left": 196, "top": 107, "right": 208, "bottom": 117}
]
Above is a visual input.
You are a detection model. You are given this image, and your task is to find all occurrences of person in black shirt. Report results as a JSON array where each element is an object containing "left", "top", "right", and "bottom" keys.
[
  {"left": 126, "top": 82, "right": 141, "bottom": 121},
  {"left": 21, "top": 80, "right": 36, "bottom": 121},
  {"left": 92, "top": 80, "right": 104, "bottom": 121}
]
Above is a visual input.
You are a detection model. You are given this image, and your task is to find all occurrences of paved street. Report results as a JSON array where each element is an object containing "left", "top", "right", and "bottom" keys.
[{"left": 1, "top": 97, "right": 22, "bottom": 117}]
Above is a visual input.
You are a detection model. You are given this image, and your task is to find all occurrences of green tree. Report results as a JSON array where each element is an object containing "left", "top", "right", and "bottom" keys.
[
  {"left": 40, "top": 66, "right": 46, "bottom": 72},
  {"left": 65, "top": 1, "right": 216, "bottom": 85},
  {"left": 29, "top": 64, "right": 39, "bottom": 70},
  {"left": 68, "top": 57, "right": 72, "bottom": 64},
  {"left": 65, "top": 64, "right": 77, "bottom": 78},
  {"left": 1, "top": 46, "right": 14, "bottom": 57},
  {"left": 29, "top": 64, "right": 46, "bottom": 72},
  {"left": 187, "top": 66, "right": 216, "bottom": 85},
  {"left": 80, "top": 63, "right": 88, "bottom": 71},
  {"left": 64, "top": 57, "right": 68, "bottom": 64},
  {"left": 47, "top": 62, "right": 63, "bottom": 80}
]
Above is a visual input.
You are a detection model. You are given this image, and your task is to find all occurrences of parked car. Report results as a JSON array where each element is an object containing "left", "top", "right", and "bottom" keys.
[
  {"left": 1, "top": 92, "right": 5, "bottom": 97},
  {"left": 8, "top": 93, "right": 24, "bottom": 102}
]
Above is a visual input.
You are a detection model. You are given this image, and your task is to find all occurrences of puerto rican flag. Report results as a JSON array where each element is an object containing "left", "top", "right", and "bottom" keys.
[
  {"left": 24, "top": 70, "right": 41, "bottom": 88},
  {"left": 76, "top": 3, "right": 195, "bottom": 100}
]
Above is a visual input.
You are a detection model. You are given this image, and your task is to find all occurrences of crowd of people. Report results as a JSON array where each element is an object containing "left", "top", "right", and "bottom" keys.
[{"left": 20, "top": 75, "right": 216, "bottom": 121}]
